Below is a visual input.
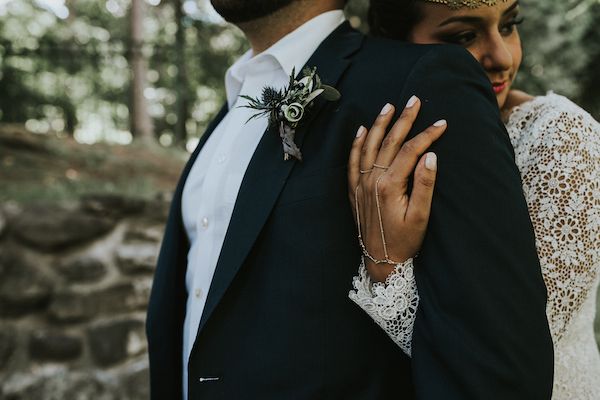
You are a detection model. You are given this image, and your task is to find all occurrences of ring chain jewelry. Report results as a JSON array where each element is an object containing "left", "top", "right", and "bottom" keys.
[
  {"left": 355, "top": 180, "right": 402, "bottom": 265},
  {"left": 373, "top": 163, "right": 390, "bottom": 170},
  {"left": 420, "top": 0, "right": 508, "bottom": 9}
]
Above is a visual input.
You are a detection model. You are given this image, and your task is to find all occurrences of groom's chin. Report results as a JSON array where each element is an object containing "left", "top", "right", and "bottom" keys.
[{"left": 210, "top": 0, "right": 297, "bottom": 23}]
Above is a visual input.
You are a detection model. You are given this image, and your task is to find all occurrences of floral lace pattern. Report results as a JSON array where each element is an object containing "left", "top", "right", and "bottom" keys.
[
  {"left": 507, "top": 93, "right": 600, "bottom": 342},
  {"left": 507, "top": 93, "right": 600, "bottom": 399},
  {"left": 349, "top": 258, "right": 418, "bottom": 356},
  {"left": 349, "top": 93, "right": 600, "bottom": 398}
]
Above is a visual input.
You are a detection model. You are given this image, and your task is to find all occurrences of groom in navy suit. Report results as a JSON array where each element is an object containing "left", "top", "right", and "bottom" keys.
[{"left": 146, "top": 0, "right": 553, "bottom": 399}]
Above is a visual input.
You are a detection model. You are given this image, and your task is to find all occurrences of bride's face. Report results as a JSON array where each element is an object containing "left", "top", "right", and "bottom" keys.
[{"left": 409, "top": 1, "right": 523, "bottom": 110}]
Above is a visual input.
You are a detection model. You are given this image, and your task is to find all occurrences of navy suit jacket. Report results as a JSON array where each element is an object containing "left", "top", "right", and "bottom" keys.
[{"left": 146, "top": 22, "right": 553, "bottom": 400}]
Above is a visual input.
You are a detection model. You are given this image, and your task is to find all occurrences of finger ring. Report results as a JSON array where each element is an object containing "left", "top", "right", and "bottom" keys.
[
  {"left": 360, "top": 168, "right": 373, "bottom": 174},
  {"left": 373, "top": 163, "right": 390, "bottom": 170}
]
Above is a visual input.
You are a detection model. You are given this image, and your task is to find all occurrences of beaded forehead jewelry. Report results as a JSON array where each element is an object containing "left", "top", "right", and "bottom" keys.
[{"left": 420, "top": 0, "right": 508, "bottom": 9}]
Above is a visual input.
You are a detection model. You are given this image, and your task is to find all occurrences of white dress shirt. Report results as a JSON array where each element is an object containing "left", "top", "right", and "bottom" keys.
[{"left": 180, "top": 10, "right": 345, "bottom": 399}]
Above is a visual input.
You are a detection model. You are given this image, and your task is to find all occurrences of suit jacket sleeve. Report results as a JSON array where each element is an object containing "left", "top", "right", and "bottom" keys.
[{"left": 395, "top": 45, "right": 554, "bottom": 399}]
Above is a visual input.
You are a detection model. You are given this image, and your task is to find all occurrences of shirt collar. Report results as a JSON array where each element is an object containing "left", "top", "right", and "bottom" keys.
[
  {"left": 225, "top": 10, "right": 346, "bottom": 108},
  {"left": 264, "top": 10, "right": 346, "bottom": 78}
]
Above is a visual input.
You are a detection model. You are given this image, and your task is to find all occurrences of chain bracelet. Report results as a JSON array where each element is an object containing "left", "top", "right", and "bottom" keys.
[{"left": 355, "top": 183, "right": 402, "bottom": 265}]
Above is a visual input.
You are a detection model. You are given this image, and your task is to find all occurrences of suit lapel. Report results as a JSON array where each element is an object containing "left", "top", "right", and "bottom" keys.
[{"left": 196, "top": 22, "right": 364, "bottom": 334}]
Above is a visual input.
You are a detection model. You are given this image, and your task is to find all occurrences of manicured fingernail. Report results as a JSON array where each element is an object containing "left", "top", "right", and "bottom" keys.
[
  {"left": 380, "top": 103, "right": 393, "bottom": 115},
  {"left": 425, "top": 153, "right": 437, "bottom": 171},
  {"left": 406, "top": 95, "right": 418, "bottom": 108},
  {"left": 356, "top": 126, "right": 366, "bottom": 138},
  {"left": 433, "top": 119, "right": 447, "bottom": 127}
]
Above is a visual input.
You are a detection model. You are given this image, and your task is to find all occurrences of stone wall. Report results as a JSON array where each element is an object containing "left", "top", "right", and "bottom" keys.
[
  {"left": 0, "top": 194, "right": 170, "bottom": 399},
  {"left": 2, "top": 191, "right": 600, "bottom": 400}
]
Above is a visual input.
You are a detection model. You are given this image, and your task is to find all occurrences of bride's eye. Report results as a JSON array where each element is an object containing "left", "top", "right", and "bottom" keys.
[
  {"left": 441, "top": 31, "right": 477, "bottom": 46},
  {"left": 500, "top": 16, "right": 524, "bottom": 36}
]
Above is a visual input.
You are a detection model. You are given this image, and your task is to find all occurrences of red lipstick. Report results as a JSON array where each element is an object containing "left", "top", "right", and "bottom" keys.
[{"left": 492, "top": 81, "right": 508, "bottom": 94}]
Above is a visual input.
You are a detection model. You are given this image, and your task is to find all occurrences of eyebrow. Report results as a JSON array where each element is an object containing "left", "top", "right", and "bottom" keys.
[{"left": 437, "top": 0, "right": 520, "bottom": 27}]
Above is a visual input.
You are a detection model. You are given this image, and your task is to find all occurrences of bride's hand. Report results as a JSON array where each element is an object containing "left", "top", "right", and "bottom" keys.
[{"left": 348, "top": 97, "right": 447, "bottom": 282}]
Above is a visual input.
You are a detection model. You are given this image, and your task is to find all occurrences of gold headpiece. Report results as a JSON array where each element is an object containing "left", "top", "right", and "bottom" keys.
[{"left": 420, "top": 0, "right": 508, "bottom": 9}]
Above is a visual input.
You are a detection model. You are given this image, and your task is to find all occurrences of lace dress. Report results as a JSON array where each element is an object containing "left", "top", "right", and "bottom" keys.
[{"left": 349, "top": 93, "right": 600, "bottom": 399}]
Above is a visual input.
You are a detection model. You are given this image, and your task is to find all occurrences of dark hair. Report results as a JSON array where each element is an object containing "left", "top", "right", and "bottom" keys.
[{"left": 368, "top": 0, "right": 423, "bottom": 41}]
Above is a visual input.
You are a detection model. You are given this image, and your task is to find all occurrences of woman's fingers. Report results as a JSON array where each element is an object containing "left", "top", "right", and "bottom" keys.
[
  {"left": 359, "top": 103, "right": 396, "bottom": 172},
  {"left": 373, "top": 96, "right": 421, "bottom": 168},
  {"left": 389, "top": 119, "right": 447, "bottom": 181},
  {"left": 406, "top": 152, "right": 438, "bottom": 225},
  {"left": 348, "top": 125, "right": 368, "bottom": 208},
  {"left": 347, "top": 104, "right": 446, "bottom": 273}
]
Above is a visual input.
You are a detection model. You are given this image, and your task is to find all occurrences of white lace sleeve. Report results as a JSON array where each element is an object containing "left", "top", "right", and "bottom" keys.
[
  {"left": 348, "top": 257, "right": 419, "bottom": 356},
  {"left": 507, "top": 93, "right": 600, "bottom": 342}
]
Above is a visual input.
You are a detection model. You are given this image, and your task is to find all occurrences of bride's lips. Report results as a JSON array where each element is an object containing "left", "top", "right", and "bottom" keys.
[{"left": 492, "top": 81, "right": 509, "bottom": 94}]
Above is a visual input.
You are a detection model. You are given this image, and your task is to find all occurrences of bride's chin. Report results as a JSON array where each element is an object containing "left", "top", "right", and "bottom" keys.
[
  {"left": 496, "top": 91, "right": 510, "bottom": 110},
  {"left": 495, "top": 94, "right": 504, "bottom": 109}
]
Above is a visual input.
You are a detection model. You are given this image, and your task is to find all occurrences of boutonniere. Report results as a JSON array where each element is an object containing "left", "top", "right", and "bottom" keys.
[{"left": 240, "top": 67, "right": 341, "bottom": 161}]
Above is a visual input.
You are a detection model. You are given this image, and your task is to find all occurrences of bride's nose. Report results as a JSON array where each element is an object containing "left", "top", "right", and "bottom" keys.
[{"left": 480, "top": 32, "right": 513, "bottom": 73}]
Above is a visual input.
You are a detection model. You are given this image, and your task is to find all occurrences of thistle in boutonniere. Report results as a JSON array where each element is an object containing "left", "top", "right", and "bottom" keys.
[{"left": 240, "top": 67, "right": 341, "bottom": 161}]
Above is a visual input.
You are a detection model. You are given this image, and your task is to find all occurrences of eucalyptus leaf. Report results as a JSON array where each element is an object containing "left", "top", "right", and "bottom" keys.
[
  {"left": 303, "top": 88, "right": 324, "bottom": 106},
  {"left": 321, "top": 85, "right": 341, "bottom": 102}
]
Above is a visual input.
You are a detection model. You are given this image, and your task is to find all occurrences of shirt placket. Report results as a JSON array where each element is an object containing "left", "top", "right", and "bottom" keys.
[{"left": 188, "top": 77, "right": 260, "bottom": 313}]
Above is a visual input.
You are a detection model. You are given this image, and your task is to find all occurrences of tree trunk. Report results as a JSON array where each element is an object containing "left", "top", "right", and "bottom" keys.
[
  {"left": 173, "top": 0, "right": 188, "bottom": 147},
  {"left": 65, "top": 0, "right": 76, "bottom": 22},
  {"left": 129, "top": 0, "right": 154, "bottom": 143}
]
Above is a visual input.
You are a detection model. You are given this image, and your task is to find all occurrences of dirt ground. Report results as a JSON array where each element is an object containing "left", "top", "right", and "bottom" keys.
[{"left": 0, "top": 124, "right": 187, "bottom": 205}]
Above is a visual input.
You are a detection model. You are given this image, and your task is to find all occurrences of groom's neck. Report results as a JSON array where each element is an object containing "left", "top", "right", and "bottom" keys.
[{"left": 238, "top": 1, "right": 344, "bottom": 55}]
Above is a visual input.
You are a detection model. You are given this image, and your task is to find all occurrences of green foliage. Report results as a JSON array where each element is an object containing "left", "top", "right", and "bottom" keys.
[
  {"left": 0, "top": 0, "right": 598, "bottom": 149},
  {"left": 0, "top": 0, "right": 247, "bottom": 146},
  {"left": 514, "top": 0, "right": 600, "bottom": 117}
]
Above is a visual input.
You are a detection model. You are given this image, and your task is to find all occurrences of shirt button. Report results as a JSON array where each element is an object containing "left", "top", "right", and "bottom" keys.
[
  {"left": 201, "top": 217, "right": 209, "bottom": 229},
  {"left": 217, "top": 154, "right": 227, "bottom": 164},
  {"left": 195, "top": 288, "right": 203, "bottom": 298}
]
